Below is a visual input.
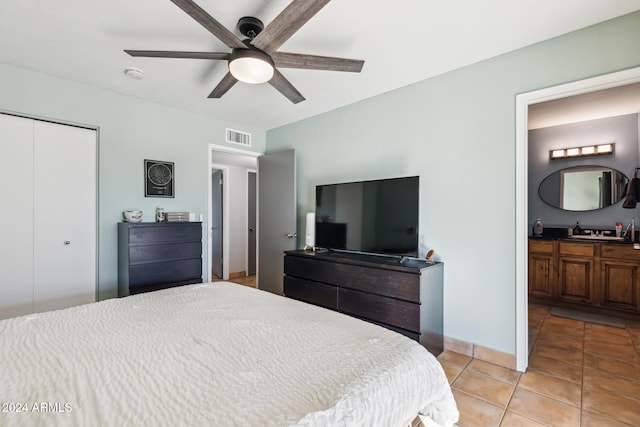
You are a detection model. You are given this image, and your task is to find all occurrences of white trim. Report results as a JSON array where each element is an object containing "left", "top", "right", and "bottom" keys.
[
  {"left": 515, "top": 66, "right": 640, "bottom": 372},
  {"left": 210, "top": 143, "right": 261, "bottom": 157},
  {"left": 207, "top": 143, "right": 263, "bottom": 283},
  {"left": 210, "top": 164, "right": 230, "bottom": 280}
]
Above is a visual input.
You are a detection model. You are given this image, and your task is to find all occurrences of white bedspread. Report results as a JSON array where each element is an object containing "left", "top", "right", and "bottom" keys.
[{"left": 0, "top": 282, "right": 458, "bottom": 426}]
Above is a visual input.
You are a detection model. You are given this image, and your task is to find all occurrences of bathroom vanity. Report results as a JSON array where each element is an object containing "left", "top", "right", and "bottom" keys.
[{"left": 529, "top": 236, "right": 640, "bottom": 319}]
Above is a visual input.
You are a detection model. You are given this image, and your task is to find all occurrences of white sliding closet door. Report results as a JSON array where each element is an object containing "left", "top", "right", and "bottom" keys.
[
  {"left": 33, "top": 121, "right": 96, "bottom": 313},
  {"left": 0, "top": 114, "right": 35, "bottom": 318},
  {"left": 0, "top": 114, "right": 96, "bottom": 319}
]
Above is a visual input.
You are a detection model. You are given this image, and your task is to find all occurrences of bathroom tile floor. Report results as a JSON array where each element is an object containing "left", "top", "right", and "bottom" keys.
[{"left": 438, "top": 304, "right": 640, "bottom": 426}]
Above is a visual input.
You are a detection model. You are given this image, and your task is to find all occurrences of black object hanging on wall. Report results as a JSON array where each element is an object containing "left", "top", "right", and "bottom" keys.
[
  {"left": 145, "top": 159, "right": 174, "bottom": 198},
  {"left": 623, "top": 168, "right": 640, "bottom": 208}
]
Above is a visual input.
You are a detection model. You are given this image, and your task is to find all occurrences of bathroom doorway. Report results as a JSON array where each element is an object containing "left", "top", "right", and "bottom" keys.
[{"left": 515, "top": 66, "right": 640, "bottom": 371}]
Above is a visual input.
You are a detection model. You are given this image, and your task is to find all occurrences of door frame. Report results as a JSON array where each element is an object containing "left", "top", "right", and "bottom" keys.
[
  {"left": 207, "top": 143, "right": 261, "bottom": 282},
  {"left": 514, "top": 66, "right": 640, "bottom": 372},
  {"left": 246, "top": 168, "right": 257, "bottom": 276},
  {"left": 210, "top": 167, "right": 226, "bottom": 279}
]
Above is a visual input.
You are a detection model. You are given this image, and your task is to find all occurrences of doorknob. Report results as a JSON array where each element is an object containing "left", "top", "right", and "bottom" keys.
[{"left": 285, "top": 233, "right": 297, "bottom": 239}]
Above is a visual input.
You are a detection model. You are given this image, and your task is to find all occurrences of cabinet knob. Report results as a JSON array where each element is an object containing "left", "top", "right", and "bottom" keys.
[
  {"left": 64, "top": 241, "right": 71, "bottom": 245},
  {"left": 285, "top": 233, "right": 297, "bottom": 239}
]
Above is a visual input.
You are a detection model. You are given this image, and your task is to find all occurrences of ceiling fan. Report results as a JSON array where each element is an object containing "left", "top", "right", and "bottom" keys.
[{"left": 125, "top": 0, "right": 365, "bottom": 104}]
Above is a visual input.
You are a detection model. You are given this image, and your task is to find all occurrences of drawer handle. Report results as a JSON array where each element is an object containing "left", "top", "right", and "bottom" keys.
[{"left": 286, "top": 233, "right": 297, "bottom": 239}]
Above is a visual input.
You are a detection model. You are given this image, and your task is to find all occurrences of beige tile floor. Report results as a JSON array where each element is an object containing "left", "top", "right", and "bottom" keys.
[{"left": 439, "top": 304, "right": 640, "bottom": 426}]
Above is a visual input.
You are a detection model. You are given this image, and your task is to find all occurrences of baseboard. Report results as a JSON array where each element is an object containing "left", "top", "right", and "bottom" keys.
[
  {"left": 228, "top": 271, "right": 246, "bottom": 280},
  {"left": 444, "top": 336, "right": 516, "bottom": 370}
]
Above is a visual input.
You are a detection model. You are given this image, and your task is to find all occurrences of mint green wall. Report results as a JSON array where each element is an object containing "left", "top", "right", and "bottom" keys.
[
  {"left": 266, "top": 11, "right": 640, "bottom": 355},
  {"left": 0, "top": 63, "right": 266, "bottom": 300}
]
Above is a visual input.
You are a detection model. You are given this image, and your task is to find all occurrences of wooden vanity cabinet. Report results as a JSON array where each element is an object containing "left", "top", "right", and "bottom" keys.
[
  {"left": 528, "top": 238, "right": 640, "bottom": 317},
  {"left": 557, "top": 242, "right": 595, "bottom": 305},
  {"left": 528, "top": 240, "right": 556, "bottom": 300},
  {"left": 600, "top": 245, "right": 640, "bottom": 312}
]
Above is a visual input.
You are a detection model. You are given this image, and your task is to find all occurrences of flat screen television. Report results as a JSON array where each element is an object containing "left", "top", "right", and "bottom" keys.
[{"left": 315, "top": 176, "right": 419, "bottom": 257}]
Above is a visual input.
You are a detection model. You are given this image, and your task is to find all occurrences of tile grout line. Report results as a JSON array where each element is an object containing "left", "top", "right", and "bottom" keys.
[
  {"left": 450, "top": 358, "right": 516, "bottom": 427},
  {"left": 524, "top": 308, "right": 585, "bottom": 426},
  {"left": 580, "top": 318, "right": 585, "bottom": 426},
  {"left": 456, "top": 306, "right": 640, "bottom": 426},
  {"left": 499, "top": 306, "right": 546, "bottom": 425},
  {"left": 497, "top": 369, "right": 523, "bottom": 427},
  {"left": 579, "top": 315, "right": 640, "bottom": 425}
]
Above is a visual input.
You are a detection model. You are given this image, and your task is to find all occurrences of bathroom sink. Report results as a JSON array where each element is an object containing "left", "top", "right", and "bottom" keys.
[{"left": 570, "top": 234, "right": 624, "bottom": 241}]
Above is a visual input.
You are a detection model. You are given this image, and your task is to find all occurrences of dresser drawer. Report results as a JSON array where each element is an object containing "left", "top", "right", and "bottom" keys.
[
  {"left": 129, "top": 242, "right": 202, "bottom": 264},
  {"left": 284, "top": 276, "right": 338, "bottom": 310},
  {"left": 350, "top": 314, "right": 420, "bottom": 342},
  {"left": 285, "top": 255, "right": 420, "bottom": 302},
  {"left": 128, "top": 280, "right": 200, "bottom": 296},
  {"left": 336, "top": 264, "right": 420, "bottom": 302},
  {"left": 529, "top": 239, "right": 554, "bottom": 254},
  {"left": 129, "top": 258, "right": 202, "bottom": 287},
  {"left": 284, "top": 255, "right": 339, "bottom": 285},
  {"left": 559, "top": 241, "right": 594, "bottom": 257},
  {"left": 338, "top": 288, "right": 420, "bottom": 332},
  {"left": 601, "top": 244, "right": 640, "bottom": 261},
  {"left": 128, "top": 224, "right": 201, "bottom": 244}
]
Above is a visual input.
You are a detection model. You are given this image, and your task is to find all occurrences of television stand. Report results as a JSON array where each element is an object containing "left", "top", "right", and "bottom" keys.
[{"left": 283, "top": 249, "right": 444, "bottom": 355}]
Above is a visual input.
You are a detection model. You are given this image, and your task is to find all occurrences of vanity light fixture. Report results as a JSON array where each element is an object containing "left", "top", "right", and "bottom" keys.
[{"left": 550, "top": 143, "right": 615, "bottom": 160}]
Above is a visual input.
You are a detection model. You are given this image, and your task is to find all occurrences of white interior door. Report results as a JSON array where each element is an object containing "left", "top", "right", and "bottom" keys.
[
  {"left": 258, "top": 149, "right": 296, "bottom": 295},
  {"left": 33, "top": 121, "right": 96, "bottom": 313},
  {"left": 0, "top": 114, "right": 35, "bottom": 319}
]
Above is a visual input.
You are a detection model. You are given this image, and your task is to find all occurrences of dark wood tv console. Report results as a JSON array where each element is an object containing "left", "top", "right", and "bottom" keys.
[{"left": 283, "top": 249, "right": 444, "bottom": 355}]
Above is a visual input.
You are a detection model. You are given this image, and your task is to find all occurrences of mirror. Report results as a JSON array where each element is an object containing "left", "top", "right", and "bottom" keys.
[{"left": 538, "top": 165, "right": 628, "bottom": 211}]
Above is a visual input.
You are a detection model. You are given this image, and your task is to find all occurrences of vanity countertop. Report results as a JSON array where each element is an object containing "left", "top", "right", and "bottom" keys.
[
  {"left": 529, "top": 226, "right": 638, "bottom": 244},
  {"left": 529, "top": 235, "right": 634, "bottom": 245}
]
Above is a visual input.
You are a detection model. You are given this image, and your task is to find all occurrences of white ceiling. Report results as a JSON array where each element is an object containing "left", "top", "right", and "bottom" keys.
[{"left": 2, "top": 0, "right": 640, "bottom": 130}]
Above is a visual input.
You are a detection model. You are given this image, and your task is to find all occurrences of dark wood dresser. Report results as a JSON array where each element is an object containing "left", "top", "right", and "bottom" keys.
[
  {"left": 284, "top": 250, "right": 444, "bottom": 355},
  {"left": 118, "top": 222, "right": 203, "bottom": 297}
]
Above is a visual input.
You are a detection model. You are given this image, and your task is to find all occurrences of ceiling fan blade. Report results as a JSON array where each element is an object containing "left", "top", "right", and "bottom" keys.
[
  {"left": 208, "top": 72, "right": 238, "bottom": 98},
  {"left": 170, "top": 0, "right": 245, "bottom": 49},
  {"left": 272, "top": 52, "right": 364, "bottom": 72},
  {"left": 269, "top": 69, "right": 305, "bottom": 104},
  {"left": 125, "top": 50, "right": 230, "bottom": 60},
  {"left": 252, "top": 0, "right": 331, "bottom": 54}
]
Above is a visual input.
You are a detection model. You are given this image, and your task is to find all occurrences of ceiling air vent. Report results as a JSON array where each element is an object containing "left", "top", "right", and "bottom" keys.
[{"left": 225, "top": 128, "right": 252, "bottom": 147}]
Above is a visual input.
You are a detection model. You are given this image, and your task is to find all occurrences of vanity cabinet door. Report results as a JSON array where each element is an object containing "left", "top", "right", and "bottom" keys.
[
  {"left": 557, "top": 242, "right": 595, "bottom": 305},
  {"left": 528, "top": 240, "right": 557, "bottom": 300},
  {"left": 600, "top": 260, "right": 640, "bottom": 312},
  {"left": 529, "top": 253, "right": 556, "bottom": 300}
]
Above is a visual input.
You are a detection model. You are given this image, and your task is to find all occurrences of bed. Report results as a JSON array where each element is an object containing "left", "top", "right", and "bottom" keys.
[{"left": 0, "top": 281, "right": 458, "bottom": 426}]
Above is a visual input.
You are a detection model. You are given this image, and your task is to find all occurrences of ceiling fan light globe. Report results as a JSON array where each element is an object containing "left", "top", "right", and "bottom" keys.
[{"left": 229, "top": 49, "right": 274, "bottom": 84}]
